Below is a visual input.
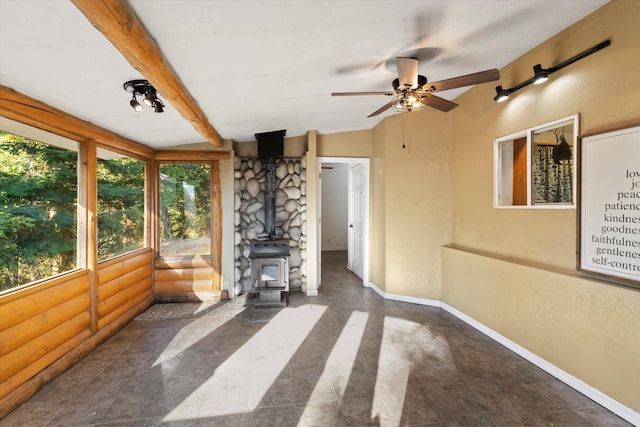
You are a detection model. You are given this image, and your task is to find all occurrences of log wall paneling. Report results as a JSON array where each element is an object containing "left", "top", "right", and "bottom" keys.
[
  {"left": 0, "top": 293, "right": 90, "bottom": 356},
  {"left": 96, "top": 250, "right": 154, "bottom": 330},
  {"left": 98, "top": 277, "right": 152, "bottom": 319},
  {"left": 98, "top": 264, "right": 153, "bottom": 302},
  {"left": 97, "top": 292, "right": 152, "bottom": 331},
  {"left": 154, "top": 279, "right": 216, "bottom": 295},
  {"left": 0, "top": 271, "right": 88, "bottom": 331},
  {"left": 154, "top": 256, "right": 212, "bottom": 270},
  {"left": 0, "top": 327, "right": 92, "bottom": 401},
  {"left": 1, "top": 310, "right": 91, "bottom": 400},
  {"left": 154, "top": 267, "right": 214, "bottom": 282},
  {"left": 1, "top": 311, "right": 90, "bottom": 384},
  {"left": 97, "top": 248, "right": 153, "bottom": 285}
]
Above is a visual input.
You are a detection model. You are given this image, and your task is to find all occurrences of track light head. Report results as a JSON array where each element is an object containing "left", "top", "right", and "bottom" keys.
[
  {"left": 494, "top": 85, "right": 509, "bottom": 102},
  {"left": 153, "top": 99, "right": 164, "bottom": 113},
  {"left": 130, "top": 96, "right": 143, "bottom": 112},
  {"left": 533, "top": 64, "right": 549, "bottom": 85},
  {"left": 143, "top": 92, "right": 155, "bottom": 107}
]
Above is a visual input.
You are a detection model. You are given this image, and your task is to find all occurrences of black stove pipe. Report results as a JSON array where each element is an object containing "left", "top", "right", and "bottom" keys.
[
  {"left": 255, "top": 129, "right": 286, "bottom": 239},
  {"left": 264, "top": 156, "right": 276, "bottom": 236}
]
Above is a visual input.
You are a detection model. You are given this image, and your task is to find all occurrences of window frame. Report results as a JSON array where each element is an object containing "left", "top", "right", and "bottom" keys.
[
  {"left": 493, "top": 114, "right": 579, "bottom": 209},
  {"left": 156, "top": 160, "right": 214, "bottom": 259},
  {"left": 96, "top": 148, "right": 147, "bottom": 261},
  {"left": 0, "top": 122, "right": 80, "bottom": 292}
]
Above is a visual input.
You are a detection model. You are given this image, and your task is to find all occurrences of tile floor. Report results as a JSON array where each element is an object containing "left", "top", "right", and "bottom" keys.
[{"left": 1, "top": 251, "right": 632, "bottom": 426}]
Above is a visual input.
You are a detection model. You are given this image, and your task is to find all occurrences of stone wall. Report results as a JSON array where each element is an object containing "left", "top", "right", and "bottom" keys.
[{"left": 234, "top": 155, "right": 307, "bottom": 295}]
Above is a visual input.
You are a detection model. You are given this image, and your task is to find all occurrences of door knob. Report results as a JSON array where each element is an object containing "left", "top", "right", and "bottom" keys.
[{"left": 349, "top": 224, "right": 353, "bottom": 228}]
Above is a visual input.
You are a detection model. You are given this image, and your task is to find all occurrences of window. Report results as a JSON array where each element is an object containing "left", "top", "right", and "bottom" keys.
[
  {"left": 494, "top": 114, "right": 578, "bottom": 208},
  {"left": 97, "top": 150, "right": 145, "bottom": 260},
  {"left": 159, "top": 163, "right": 211, "bottom": 257},
  {"left": 0, "top": 131, "right": 78, "bottom": 290}
]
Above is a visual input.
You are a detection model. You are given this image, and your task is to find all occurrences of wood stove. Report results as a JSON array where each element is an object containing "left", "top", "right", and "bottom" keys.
[
  {"left": 250, "top": 240, "right": 290, "bottom": 307},
  {"left": 249, "top": 130, "right": 290, "bottom": 308}
]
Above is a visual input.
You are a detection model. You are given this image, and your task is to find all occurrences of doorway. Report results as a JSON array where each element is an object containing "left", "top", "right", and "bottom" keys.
[{"left": 317, "top": 157, "right": 370, "bottom": 288}]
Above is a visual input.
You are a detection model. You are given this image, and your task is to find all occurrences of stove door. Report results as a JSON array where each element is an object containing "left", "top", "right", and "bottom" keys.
[{"left": 250, "top": 257, "right": 289, "bottom": 291}]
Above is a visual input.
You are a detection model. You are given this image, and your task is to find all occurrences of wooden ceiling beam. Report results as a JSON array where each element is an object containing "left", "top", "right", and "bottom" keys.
[
  {"left": 0, "top": 85, "right": 154, "bottom": 160},
  {"left": 71, "top": 0, "right": 224, "bottom": 148}
]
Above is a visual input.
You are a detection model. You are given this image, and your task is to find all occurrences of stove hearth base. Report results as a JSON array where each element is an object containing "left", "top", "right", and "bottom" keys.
[{"left": 253, "top": 288, "right": 287, "bottom": 308}]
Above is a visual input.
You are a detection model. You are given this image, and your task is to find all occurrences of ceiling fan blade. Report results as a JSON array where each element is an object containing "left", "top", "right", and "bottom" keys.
[
  {"left": 332, "top": 91, "right": 394, "bottom": 96},
  {"left": 367, "top": 101, "right": 393, "bottom": 118},
  {"left": 425, "top": 93, "right": 458, "bottom": 112},
  {"left": 396, "top": 57, "right": 419, "bottom": 88},
  {"left": 428, "top": 68, "right": 500, "bottom": 92}
]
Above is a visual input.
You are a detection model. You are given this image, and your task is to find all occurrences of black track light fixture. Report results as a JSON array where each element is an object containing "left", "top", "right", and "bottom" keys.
[
  {"left": 123, "top": 79, "right": 165, "bottom": 113},
  {"left": 493, "top": 39, "right": 610, "bottom": 102}
]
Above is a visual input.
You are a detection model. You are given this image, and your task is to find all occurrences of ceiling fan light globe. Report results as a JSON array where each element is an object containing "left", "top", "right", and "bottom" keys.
[{"left": 412, "top": 101, "right": 426, "bottom": 111}]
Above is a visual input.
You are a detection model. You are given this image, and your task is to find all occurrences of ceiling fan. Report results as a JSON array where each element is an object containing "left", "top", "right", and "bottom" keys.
[{"left": 332, "top": 57, "right": 500, "bottom": 117}]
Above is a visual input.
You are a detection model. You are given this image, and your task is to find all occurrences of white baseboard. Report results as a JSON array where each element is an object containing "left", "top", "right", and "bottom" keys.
[
  {"left": 364, "top": 282, "right": 639, "bottom": 426},
  {"left": 367, "top": 282, "right": 440, "bottom": 307}
]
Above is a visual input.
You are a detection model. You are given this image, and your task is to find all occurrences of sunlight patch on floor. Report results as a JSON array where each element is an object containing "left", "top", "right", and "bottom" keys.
[
  {"left": 152, "top": 316, "right": 233, "bottom": 369},
  {"left": 372, "top": 316, "right": 413, "bottom": 426},
  {"left": 299, "top": 310, "right": 368, "bottom": 420},
  {"left": 163, "top": 304, "right": 326, "bottom": 422}
]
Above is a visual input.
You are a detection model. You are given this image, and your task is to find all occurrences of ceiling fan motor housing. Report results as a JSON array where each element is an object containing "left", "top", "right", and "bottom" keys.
[{"left": 392, "top": 75, "right": 428, "bottom": 92}]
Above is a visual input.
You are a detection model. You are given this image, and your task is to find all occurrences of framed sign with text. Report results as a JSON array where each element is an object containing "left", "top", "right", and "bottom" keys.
[{"left": 579, "top": 125, "right": 640, "bottom": 288}]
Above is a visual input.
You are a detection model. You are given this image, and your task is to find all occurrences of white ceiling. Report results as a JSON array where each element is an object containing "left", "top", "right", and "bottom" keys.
[{"left": 0, "top": 0, "right": 608, "bottom": 149}]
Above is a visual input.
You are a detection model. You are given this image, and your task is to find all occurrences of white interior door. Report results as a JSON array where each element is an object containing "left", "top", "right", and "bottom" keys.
[{"left": 348, "top": 163, "right": 365, "bottom": 279}]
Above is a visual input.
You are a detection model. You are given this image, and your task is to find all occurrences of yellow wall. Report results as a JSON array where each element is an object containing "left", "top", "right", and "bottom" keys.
[
  {"left": 317, "top": 129, "right": 372, "bottom": 158},
  {"left": 233, "top": 135, "right": 307, "bottom": 158},
  {"left": 378, "top": 111, "right": 453, "bottom": 299},
  {"left": 444, "top": 0, "right": 640, "bottom": 411}
]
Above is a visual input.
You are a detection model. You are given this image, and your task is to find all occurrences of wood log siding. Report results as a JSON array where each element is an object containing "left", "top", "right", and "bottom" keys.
[
  {"left": 154, "top": 258, "right": 218, "bottom": 301},
  {"left": 0, "top": 271, "right": 91, "bottom": 400},
  {"left": 96, "top": 249, "right": 154, "bottom": 329}
]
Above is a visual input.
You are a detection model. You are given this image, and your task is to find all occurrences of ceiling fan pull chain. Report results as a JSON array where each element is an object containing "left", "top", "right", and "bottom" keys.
[
  {"left": 407, "top": 110, "right": 412, "bottom": 154},
  {"left": 402, "top": 110, "right": 406, "bottom": 149}
]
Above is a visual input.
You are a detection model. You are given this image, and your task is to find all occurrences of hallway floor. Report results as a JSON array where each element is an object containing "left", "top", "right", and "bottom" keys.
[{"left": 2, "top": 251, "right": 631, "bottom": 426}]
